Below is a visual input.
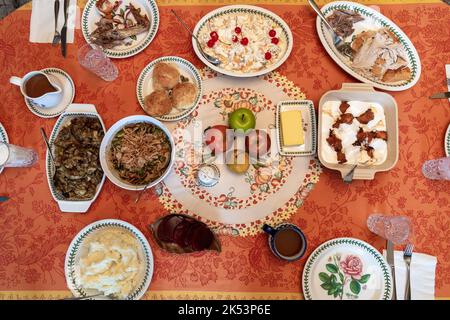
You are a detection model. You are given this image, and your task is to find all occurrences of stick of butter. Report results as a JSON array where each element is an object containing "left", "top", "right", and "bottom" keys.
[{"left": 281, "top": 110, "right": 304, "bottom": 146}]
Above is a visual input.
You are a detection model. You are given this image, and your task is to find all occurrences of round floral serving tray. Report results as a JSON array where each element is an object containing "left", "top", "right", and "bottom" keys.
[
  {"left": 302, "top": 238, "right": 393, "bottom": 300},
  {"left": 136, "top": 56, "right": 202, "bottom": 122},
  {"left": 65, "top": 219, "right": 154, "bottom": 300},
  {"left": 192, "top": 5, "right": 293, "bottom": 78},
  {"left": 156, "top": 68, "right": 321, "bottom": 237},
  {"left": 81, "top": 0, "right": 159, "bottom": 59},
  {"left": 0, "top": 122, "right": 9, "bottom": 175},
  {"left": 316, "top": 1, "right": 421, "bottom": 91}
]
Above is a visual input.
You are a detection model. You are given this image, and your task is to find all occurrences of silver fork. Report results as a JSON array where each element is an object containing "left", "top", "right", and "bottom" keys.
[
  {"left": 403, "top": 243, "right": 414, "bottom": 300},
  {"left": 52, "top": 0, "right": 61, "bottom": 46},
  {"left": 308, "top": 0, "right": 353, "bottom": 59}
]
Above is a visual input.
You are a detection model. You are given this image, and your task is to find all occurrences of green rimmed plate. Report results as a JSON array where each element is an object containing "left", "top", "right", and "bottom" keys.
[
  {"left": 192, "top": 5, "right": 293, "bottom": 78},
  {"left": 302, "top": 237, "right": 393, "bottom": 300},
  {"left": 25, "top": 68, "right": 75, "bottom": 119},
  {"left": 81, "top": 0, "right": 159, "bottom": 59},
  {"left": 136, "top": 56, "right": 202, "bottom": 122},
  {"left": 316, "top": 1, "right": 421, "bottom": 91},
  {"left": 276, "top": 100, "right": 317, "bottom": 157},
  {"left": 65, "top": 219, "right": 154, "bottom": 300},
  {"left": 445, "top": 123, "right": 450, "bottom": 157},
  {"left": 0, "top": 122, "right": 9, "bottom": 175}
]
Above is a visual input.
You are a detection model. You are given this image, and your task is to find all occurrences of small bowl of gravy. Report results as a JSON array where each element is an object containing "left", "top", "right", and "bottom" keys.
[
  {"left": 10, "top": 71, "right": 63, "bottom": 108},
  {"left": 263, "top": 223, "right": 307, "bottom": 262}
]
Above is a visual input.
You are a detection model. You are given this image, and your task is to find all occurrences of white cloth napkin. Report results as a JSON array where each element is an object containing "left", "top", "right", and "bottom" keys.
[
  {"left": 30, "top": 0, "right": 77, "bottom": 43},
  {"left": 383, "top": 250, "right": 437, "bottom": 300}
]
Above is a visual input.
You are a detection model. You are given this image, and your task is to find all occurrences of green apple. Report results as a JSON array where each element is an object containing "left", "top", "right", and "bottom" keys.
[{"left": 228, "top": 108, "right": 256, "bottom": 133}]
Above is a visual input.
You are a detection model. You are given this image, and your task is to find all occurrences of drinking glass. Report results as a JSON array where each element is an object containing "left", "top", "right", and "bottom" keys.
[
  {"left": 422, "top": 157, "right": 450, "bottom": 180},
  {"left": 367, "top": 214, "right": 411, "bottom": 245},
  {"left": 0, "top": 142, "right": 38, "bottom": 168},
  {"left": 78, "top": 43, "right": 118, "bottom": 81}
]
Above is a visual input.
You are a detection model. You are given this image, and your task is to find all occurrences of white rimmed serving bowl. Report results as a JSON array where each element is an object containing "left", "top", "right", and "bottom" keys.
[{"left": 99, "top": 115, "right": 175, "bottom": 191}]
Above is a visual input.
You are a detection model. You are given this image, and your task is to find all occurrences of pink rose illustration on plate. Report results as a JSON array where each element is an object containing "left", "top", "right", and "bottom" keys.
[
  {"left": 319, "top": 254, "right": 371, "bottom": 299},
  {"left": 340, "top": 255, "right": 363, "bottom": 279}
]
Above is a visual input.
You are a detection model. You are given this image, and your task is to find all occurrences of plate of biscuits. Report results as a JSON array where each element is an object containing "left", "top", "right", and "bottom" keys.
[{"left": 136, "top": 56, "right": 202, "bottom": 121}]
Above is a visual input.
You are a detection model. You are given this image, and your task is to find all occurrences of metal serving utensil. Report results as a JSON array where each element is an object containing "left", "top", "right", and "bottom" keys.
[
  {"left": 308, "top": 0, "right": 353, "bottom": 59},
  {"left": 135, "top": 181, "right": 152, "bottom": 204},
  {"left": 52, "top": 0, "right": 61, "bottom": 46},
  {"left": 40, "top": 128, "right": 56, "bottom": 165},
  {"left": 62, "top": 293, "right": 116, "bottom": 300},
  {"left": 170, "top": 9, "right": 221, "bottom": 66}
]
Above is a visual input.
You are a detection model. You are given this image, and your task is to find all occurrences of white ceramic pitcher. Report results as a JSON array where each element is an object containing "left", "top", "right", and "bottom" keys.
[{"left": 10, "top": 71, "right": 63, "bottom": 108}]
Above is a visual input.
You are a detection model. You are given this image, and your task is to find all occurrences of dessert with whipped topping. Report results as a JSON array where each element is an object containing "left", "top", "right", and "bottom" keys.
[
  {"left": 198, "top": 13, "right": 287, "bottom": 73},
  {"left": 78, "top": 228, "right": 143, "bottom": 299},
  {"left": 321, "top": 100, "right": 388, "bottom": 165}
]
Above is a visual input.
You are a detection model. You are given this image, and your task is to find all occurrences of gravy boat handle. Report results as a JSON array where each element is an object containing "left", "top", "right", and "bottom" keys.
[{"left": 9, "top": 76, "right": 22, "bottom": 86}]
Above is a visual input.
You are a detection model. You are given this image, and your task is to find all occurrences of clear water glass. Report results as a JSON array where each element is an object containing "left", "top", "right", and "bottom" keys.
[
  {"left": 78, "top": 43, "right": 118, "bottom": 81},
  {"left": 0, "top": 142, "right": 38, "bottom": 168},
  {"left": 422, "top": 157, "right": 450, "bottom": 180},
  {"left": 367, "top": 214, "right": 412, "bottom": 245}
]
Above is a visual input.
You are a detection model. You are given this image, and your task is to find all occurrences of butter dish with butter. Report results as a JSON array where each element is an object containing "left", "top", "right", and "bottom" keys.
[{"left": 276, "top": 100, "right": 317, "bottom": 156}]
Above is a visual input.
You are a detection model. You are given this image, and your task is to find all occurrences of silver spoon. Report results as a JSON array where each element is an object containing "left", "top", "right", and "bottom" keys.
[
  {"left": 170, "top": 9, "right": 221, "bottom": 66},
  {"left": 135, "top": 181, "right": 152, "bottom": 204},
  {"left": 62, "top": 293, "right": 115, "bottom": 300}
]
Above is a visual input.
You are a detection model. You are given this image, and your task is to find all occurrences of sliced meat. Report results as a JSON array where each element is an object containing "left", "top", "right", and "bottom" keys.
[
  {"left": 191, "top": 225, "right": 214, "bottom": 251},
  {"left": 374, "top": 131, "right": 388, "bottom": 140},
  {"left": 339, "top": 101, "right": 350, "bottom": 114},
  {"left": 326, "top": 130, "right": 343, "bottom": 152},
  {"left": 366, "top": 146, "right": 375, "bottom": 158},
  {"left": 157, "top": 215, "right": 184, "bottom": 242},
  {"left": 337, "top": 151, "right": 347, "bottom": 164},
  {"left": 356, "top": 109, "right": 375, "bottom": 124},
  {"left": 333, "top": 113, "right": 354, "bottom": 128}
]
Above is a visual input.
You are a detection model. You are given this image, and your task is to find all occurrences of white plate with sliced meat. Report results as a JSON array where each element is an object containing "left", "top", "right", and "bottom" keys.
[
  {"left": 82, "top": 0, "right": 159, "bottom": 58},
  {"left": 315, "top": 1, "right": 421, "bottom": 91}
]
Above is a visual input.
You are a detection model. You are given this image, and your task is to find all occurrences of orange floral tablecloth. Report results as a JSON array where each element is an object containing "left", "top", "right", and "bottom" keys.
[{"left": 0, "top": 0, "right": 449, "bottom": 300}]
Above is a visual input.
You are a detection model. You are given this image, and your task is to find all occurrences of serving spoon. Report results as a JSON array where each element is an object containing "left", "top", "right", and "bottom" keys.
[
  {"left": 308, "top": 0, "right": 353, "bottom": 59},
  {"left": 40, "top": 128, "right": 56, "bottom": 166},
  {"left": 170, "top": 9, "right": 221, "bottom": 66}
]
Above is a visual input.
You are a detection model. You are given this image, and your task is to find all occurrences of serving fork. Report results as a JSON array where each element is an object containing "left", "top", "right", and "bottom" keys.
[
  {"left": 308, "top": 0, "right": 353, "bottom": 59},
  {"left": 403, "top": 243, "right": 414, "bottom": 300},
  {"left": 52, "top": 0, "right": 61, "bottom": 46}
]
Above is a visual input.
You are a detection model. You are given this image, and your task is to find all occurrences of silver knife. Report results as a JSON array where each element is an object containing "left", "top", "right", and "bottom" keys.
[
  {"left": 429, "top": 92, "right": 450, "bottom": 99},
  {"left": 61, "top": 0, "right": 69, "bottom": 57},
  {"left": 386, "top": 240, "right": 397, "bottom": 300}
]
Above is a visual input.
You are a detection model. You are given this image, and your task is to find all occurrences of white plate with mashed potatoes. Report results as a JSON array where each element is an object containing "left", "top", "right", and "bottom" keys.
[{"left": 65, "top": 219, "right": 153, "bottom": 300}]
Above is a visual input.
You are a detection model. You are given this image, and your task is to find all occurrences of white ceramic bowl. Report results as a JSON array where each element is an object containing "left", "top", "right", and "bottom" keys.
[
  {"left": 318, "top": 83, "right": 399, "bottom": 180},
  {"left": 100, "top": 115, "right": 175, "bottom": 191}
]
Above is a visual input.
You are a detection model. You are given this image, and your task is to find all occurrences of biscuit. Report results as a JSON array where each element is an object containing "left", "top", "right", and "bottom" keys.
[
  {"left": 144, "top": 90, "right": 173, "bottom": 116},
  {"left": 171, "top": 82, "right": 198, "bottom": 109},
  {"left": 153, "top": 63, "right": 180, "bottom": 90}
]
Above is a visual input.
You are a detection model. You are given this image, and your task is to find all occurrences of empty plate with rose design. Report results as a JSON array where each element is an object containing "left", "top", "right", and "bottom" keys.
[{"left": 302, "top": 238, "right": 393, "bottom": 300}]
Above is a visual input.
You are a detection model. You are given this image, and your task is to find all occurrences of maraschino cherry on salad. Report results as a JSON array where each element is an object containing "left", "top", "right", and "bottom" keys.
[{"left": 206, "top": 25, "right": 280, "bottom": 61}]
